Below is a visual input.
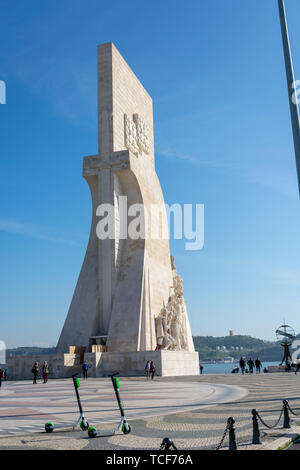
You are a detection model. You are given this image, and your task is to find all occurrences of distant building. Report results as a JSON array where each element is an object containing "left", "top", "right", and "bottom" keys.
[{"left": 229, "top": 330, "right": 234, "bottom": 337}]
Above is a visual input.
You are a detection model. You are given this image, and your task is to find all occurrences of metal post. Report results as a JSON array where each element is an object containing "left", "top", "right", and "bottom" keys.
[
  {"left": 252, "top": 409, "right": 262, "bottom": 445},
  {"left": 283, "top": 400, "right": 291, "bottom": 428},
  {"left": 72, "top": 374, "right": 83, "bottom": 415},
  {"left": 278, "top": 0, "right": 300, "bottom": 196},
  {"left": 228, "top": 417, "right": 237, "bottom": 451}
]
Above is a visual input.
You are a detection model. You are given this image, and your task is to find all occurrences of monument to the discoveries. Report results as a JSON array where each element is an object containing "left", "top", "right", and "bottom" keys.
[{"left": 8, "top": 43, "right": 199, "bottom": 378}]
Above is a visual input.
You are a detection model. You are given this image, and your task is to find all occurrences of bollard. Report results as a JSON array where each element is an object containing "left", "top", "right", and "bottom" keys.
[
  {"left": 228, "top": 417, "right": 237, "bottom": 451},
  {"left": 283, "top": 400, "right": 291, "bottom": 429},
  {"left": 251, "top": 409, "right": 261, "bottom": 445},
  {"left": 160, "top": 438, "right": 177, "bottom": 450}
]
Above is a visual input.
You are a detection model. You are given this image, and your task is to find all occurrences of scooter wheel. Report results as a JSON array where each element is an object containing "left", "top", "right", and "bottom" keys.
[
  {"left": 88, "top": 426, "right": 97, "bottom": 438},
  {"left": 122, "top": 423, "right": 131, "bottom": 434},
  {"left": 80, "top": 420, "right": 89, "bottom": 431},
  {"left": 45, "top": 422, "right": 54, "bottom": 433}
]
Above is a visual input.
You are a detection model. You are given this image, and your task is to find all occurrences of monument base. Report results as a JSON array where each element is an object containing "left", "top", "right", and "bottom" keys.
[{"left": 7, "top": 350, "right": 200, "bottom": 380}]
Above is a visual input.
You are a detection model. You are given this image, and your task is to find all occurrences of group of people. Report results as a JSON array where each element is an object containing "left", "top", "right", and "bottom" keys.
[
  {"left": 145, "top": 360, "right": 156, "bottom": 380},
  {"left": 282, "top": 359, "right": 300, "bottom": 374},
  {"left": 31, "top": 361, "right": 49, "bottom": 384},
  {"left": 31, "top": 360, "right": 90, "bottom": 384},
  {"left": 236, "top": 357, "right": 262, "bottom": 374}
]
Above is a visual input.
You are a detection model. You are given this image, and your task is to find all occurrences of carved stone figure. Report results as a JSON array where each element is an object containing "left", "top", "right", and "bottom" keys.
[{"left": 155, "top": 257, "right": 189, "bottom": 351}]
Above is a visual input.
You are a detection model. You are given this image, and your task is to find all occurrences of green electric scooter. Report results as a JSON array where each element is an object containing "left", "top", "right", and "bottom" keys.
[
  {"left": 45, "top": 373, "right": 89, "bottom": 433},
  {"left": 88, "top": 372, "right": 131, "bottom": 438}
]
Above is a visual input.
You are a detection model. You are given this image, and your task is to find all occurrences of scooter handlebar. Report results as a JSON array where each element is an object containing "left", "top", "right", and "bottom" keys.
[{"left": 110, "top": 372, "right": 119, "bottom": 378}]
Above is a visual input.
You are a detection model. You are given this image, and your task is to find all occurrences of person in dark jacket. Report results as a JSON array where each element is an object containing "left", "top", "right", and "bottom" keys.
[
  {"left": 239, "top": 357, "right": 245, "bottom": 375},
  {"left": 32, "top": 361, "right": 39, "bottom": 384},
  {"left": 82, "top": 361, "right": 89, "bottom": 379},
  {"left": 255, "top": 358, "right": 262, "bottom": 374},
  {"left": 247, "top": 358, "right": 254, "bottom": 374},
  {"left": 150, "top": 361, "right": 156, "bottom": 380}
]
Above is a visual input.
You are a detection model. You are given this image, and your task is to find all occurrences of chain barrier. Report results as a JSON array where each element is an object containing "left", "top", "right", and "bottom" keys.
[
  {"left": 208, "top": 399, "right": 297, "bottom": 451},
  {"left": 215, "top": 417, "right": 237, "bottom": 451},
  {"left": 286, "top": 401, "right": 300, "bottom": 417},
  {"left": 256, "top": 405, "right": 284, "bottom": 429},
  {"left": 215, "top": 419, "right": 230, "bottom": 450}
]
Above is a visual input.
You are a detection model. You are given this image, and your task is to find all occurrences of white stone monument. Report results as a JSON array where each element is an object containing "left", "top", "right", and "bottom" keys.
[
  {"left": 8, "top": 43, "right": 199, "bottom": 378},
  {"left": 56, "top": 43, "right": 199, "bottom": 376}
]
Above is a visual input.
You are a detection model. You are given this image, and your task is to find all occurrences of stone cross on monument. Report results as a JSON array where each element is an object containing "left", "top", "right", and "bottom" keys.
[{"left": 56, "top": 43, "right": 199, "bottom": 376}]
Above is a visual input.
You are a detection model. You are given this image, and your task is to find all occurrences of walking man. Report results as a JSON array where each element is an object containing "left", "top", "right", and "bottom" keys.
[
  {"left": 239, "top": 357, "right": 245, "bottom": 375},
  {"left": 150, "top": 361, "right": 156, "bottom": 380},
  {"left": 82, "top": 361, "right": 89, "bottom": 379},
  {"left": 32, "top": 361, "right": 39, "bottom": 384},
  {"left": 255, "top": 358, "right": 262, "bottom": 374},
  {"left": 247, "top": 358, "right": 254, "bottom": 374}
]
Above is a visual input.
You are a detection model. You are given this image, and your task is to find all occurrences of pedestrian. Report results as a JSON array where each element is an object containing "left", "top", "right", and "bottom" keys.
[
  {"left": 150, "top": 361, "right": 156, "bottom": 380},
  {"left": 239, "top": 357, "right": 245, "bottom": 375},
  {"left": 32, "top": 361, "right": 39, "bottom": 384},
  {"left": 247, "top": 358, "right": 254, "bottom": 374},
  {"left": 42, "top": 361, "right": 49, "bottom": 383},
  {"left": 145, "top": 360, "right": 151, "bottom": 380},
  {"left": 82, "top": 361, "right": 89, "bottom": 379},
  {"left": 295, "top": 359, "right": 300, "bottom": 375},
  {"left": 0, "top": 366, "right": 2, "bottom": 389},
  {"left": 255, "top": 358, "right": 262, "bottom": 374},
  {"left": 200, "top": 365, "right": 204, "bottom": 375}
]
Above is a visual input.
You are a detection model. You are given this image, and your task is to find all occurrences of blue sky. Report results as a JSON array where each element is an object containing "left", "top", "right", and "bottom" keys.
[{"left": 1, "top": 0, "right": 300, "bottom": 347}]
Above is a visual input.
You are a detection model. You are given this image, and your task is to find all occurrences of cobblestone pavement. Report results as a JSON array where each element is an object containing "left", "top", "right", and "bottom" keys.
[{"left": 0, "top": 373, "right": 300, "bottom": 450}]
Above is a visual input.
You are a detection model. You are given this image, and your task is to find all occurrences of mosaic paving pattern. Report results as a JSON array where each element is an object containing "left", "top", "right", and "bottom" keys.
[{"left": 0, "top": 374, "right": 300, "bottom": 450}]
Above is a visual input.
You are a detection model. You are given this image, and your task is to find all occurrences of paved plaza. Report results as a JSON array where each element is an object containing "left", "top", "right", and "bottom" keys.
[{"left": 0, "top": 373, "right": 300, "bottom": 450}]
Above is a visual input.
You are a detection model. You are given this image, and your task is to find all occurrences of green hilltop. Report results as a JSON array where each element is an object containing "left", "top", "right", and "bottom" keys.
[{"left": 193, "top": 335, "right": 282, "bottom": 362}]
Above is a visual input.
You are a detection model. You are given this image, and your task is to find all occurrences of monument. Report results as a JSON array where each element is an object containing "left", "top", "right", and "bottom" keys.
[
  {"left": 8, "top": 43, "right": 199, "bottom": 378},
  {"left": 276, "top": 324, "right": 295, "bottom": 365}
]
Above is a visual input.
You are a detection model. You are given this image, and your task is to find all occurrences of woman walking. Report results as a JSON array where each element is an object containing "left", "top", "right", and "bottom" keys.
[
  {"left": 145, "top": 360, "right": 151, "bottom": 380},
  {"left": 42, "top": 361, "right": 49, "bottom": 383}
]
